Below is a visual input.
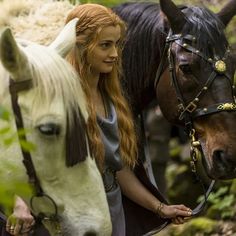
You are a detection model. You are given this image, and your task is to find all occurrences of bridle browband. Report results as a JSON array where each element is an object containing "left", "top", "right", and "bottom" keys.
[
  {"left": 8, "top": 78, "right": 62, "bottom": 234},
  {"left": 154, "top": 30, "right": 236, "bottom": 216}
]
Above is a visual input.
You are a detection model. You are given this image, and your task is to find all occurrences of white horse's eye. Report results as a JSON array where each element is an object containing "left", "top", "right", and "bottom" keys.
[{"left": 37, "top": 123, "right": 60, "bottom": 136}]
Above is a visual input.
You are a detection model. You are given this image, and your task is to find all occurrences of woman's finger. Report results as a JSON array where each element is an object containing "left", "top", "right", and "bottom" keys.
[
  {"left": 6, "top": 216, "right": 17, "bottom": 235},
  {"left": 173, "top": 204, "right": 192, "bottom": 211},
  {"left": 174, "top": 208, "right": 192, "bottom": 217},
  {"left": 6, "top": 223, "right": 10, "bottom": 232},
  {"left": 9, "top": 225, "right": 15, "bottom": 235},
  {"left": 20, "top": 218, "right": 35, "bottom": 234},
  {"left": 172, "top": 216, "right": 185, "bottom": 225},
  {"left": 14, "top": 222, "right": 22, "bottom": 235}
]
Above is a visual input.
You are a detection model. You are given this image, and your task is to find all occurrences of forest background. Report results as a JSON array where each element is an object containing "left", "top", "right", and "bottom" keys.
[{"left": 0, "top": 0, "right": 236, "bottom": 235}]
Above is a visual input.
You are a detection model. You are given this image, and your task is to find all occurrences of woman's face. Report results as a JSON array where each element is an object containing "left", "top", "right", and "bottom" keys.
[{"left": 87, "top": 25, "right": 121, "bottom": 76}]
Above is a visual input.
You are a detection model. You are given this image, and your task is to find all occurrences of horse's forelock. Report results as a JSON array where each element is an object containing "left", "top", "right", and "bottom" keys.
[
  {"left": 24, "top": 44, "right": 88, "bottom": 116},
  {"left": 182, "top": 6, "right": 228, "bottom": 57},
  {"left": 22, "top": 44, "right": 89, "bottom": 165}
]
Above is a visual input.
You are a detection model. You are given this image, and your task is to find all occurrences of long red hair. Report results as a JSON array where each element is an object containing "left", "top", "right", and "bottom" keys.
[{"left": 66, "top": 4, "right": 138, "bottom": 171}]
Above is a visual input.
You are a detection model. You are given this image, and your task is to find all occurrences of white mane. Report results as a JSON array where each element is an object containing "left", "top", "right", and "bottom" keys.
[{"left": 22, "top": 43, "right": 88, "bottom": 125}]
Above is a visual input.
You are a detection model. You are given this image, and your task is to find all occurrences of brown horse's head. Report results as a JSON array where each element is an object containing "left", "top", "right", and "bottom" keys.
[{"left": 157, "top": 0, "right": 236, "bottom": 180}]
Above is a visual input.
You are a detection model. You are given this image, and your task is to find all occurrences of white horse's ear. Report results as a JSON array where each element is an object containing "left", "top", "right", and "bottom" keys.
[
  {"left": 0, "top": 28, "right": 31, "bottom": 82},
  {"left": 49, "top": 18, "right": 79, "bottom": 58}
]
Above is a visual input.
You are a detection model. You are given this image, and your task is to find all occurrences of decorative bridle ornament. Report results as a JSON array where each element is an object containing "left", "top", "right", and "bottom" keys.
[
  {"left": 217, "top": 102, "right": 236, "bottom": 111},
  {"left": 214, "top": 60, "right": 227, "bottom": 74}
]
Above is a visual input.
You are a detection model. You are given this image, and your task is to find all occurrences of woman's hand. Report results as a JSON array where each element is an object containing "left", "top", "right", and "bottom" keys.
[
  {"left": 6, "top": 196, "right": 35, "bottom": 236},
  {"left": 158, "top": 203, "right": 192, "bottom": 224}
]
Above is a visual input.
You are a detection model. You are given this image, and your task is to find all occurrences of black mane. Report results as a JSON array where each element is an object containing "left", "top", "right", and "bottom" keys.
[
  {"left": 114, "top": 2, "right": 167, "bottom": 113},
  {"left": 182, "top": 6, "right": 228, "bottom": 58}
]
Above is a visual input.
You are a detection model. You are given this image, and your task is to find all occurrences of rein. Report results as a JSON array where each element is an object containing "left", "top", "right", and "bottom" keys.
[
  {"left": 7, "top": 78, "right": 62, "bottom": 234},
  {"left": 153, "top": 30, "right": 236, "bottom": 216}
]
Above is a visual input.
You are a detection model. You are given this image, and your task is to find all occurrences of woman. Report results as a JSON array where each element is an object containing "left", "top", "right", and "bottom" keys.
[{"left": 65, "top": 3, "right": 192, "bottom": 235}]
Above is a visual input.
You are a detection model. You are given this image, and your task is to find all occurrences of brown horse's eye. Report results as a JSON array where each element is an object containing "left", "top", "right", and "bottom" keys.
[{"left": 179, "top": 64, "right": 192, "bottom": 74}]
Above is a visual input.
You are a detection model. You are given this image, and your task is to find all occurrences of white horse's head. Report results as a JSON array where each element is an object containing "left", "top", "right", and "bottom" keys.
[{"left": 0, "top": 19, "right": 111, "bottom": 236}]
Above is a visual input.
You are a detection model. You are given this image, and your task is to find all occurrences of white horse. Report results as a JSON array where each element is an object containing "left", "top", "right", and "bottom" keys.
[{"left": 0, "top": 19, "right": 111, "bottom": 236}]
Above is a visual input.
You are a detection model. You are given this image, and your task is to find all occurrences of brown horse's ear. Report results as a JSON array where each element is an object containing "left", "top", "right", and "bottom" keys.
[
  {"left": 159, "top": 0, "right": 186, "bottom": 33},
  {"left": 217, "top": 0, "right": 236, "bottom": 27}
]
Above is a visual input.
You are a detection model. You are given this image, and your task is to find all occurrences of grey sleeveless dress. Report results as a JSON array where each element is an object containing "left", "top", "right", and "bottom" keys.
[{"left": 97, "top": 102, "right": 126, "bottom": 236}]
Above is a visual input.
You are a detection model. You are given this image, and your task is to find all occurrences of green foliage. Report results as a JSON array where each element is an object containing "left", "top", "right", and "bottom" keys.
[
  {"left": 0, "top": 106, "right": 10, "bottom": 121},
  {"left": 0, "top": 105, "right": 34, "bottom": 214},
  {"left": 0, "top": 160, "right": 32, "bottom": 215},
  {"left": 0, "top": 106, "right": 36, "bottom": 152},
  {"left": 172, "top": 217, "right": 217, "bottom": 236},
  {"left": 78, "top": 0, "right": 126, "bottom": 7},
  {"left": 200, "top": 186, "right": 236, "bottom": 220}
]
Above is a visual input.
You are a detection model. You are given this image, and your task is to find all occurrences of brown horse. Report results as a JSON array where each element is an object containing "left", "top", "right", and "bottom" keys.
[{"left": 114, "top": 0, "right": 236, "bottom": 180}]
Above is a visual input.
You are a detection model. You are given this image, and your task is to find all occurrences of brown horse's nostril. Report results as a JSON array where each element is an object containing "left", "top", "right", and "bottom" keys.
[{"left": 213, "top": 150, "right": 228, "bottom": 167}]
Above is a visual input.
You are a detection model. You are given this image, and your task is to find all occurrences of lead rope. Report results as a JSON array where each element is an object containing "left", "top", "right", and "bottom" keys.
[{"left": 189, "top": 129, "right": 215, "bottom": 216}]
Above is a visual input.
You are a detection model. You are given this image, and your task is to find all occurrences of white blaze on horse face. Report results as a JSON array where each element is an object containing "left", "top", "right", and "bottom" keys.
[{"left": 0, "top": 27, "right": 112, "bottom": 236}]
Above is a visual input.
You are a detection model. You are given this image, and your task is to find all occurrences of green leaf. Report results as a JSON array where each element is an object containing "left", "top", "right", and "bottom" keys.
[
  {"left": 17, "top": 128, "right": 28, "bottom": 138},
  {"left": 0, "top": 106, "right": 10, "bottom": 121},
  {"left": 3, "top": 136, "right": 16, "bottom": 146},
  {"left": 0, "top": 126, "right": 11, "bottom": 135},
  {"left": 19, "top": 139, "right": 36, "bottom": 152}
]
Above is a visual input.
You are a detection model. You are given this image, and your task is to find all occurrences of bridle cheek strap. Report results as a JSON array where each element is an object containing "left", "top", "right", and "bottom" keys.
[{"left": 9, "top": 79, "right": 43, "bottom": 196}]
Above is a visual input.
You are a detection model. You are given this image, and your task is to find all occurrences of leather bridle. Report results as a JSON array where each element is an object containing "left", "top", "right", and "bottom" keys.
[
  {"left": 154, "top": 31, "right": 236, "bottom": 216},
  {"left": 8, "top": 78, "right": 62, "bottom": 234}
]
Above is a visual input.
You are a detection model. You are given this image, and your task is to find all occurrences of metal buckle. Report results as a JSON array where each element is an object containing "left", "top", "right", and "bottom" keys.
[
  {"left": 103, "top": 168, "right": 117, "bottom": 192},
  {"left": 186, "top": 102, "right": 197, "bottom": 113}
]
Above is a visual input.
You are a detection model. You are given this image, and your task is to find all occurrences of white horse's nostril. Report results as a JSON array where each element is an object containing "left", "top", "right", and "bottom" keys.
[{"left": 84, "top": 232, "right": 97, "bottom": 236}]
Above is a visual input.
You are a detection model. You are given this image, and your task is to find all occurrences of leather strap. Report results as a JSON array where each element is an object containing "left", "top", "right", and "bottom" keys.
[
  {"left": 192, "top": 102, "right": 236, "bottom": 118},
  {"left": 9, "top": 79, "right": 43, "bottom": 196},
  {"left": 191, "top": 180, "right": 215, "bottom": 216}
]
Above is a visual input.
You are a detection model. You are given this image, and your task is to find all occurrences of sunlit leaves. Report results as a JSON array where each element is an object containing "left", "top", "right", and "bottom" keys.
[
  {"left": 0, "top": 160, "right": 33, "bottom": 215},
  {"left": 0, "top": 106, "right": 10, "bottom": 121},
  {"left": 0, "top": 105, "right": 35, "bottom": 213}
]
